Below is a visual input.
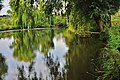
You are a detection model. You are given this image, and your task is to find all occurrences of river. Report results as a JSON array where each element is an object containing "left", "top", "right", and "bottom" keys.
[{"left": 0, "top": 29, "right": 103, "bottom": 80}]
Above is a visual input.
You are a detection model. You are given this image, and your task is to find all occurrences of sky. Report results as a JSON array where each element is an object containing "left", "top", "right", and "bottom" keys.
[{"left": 0, "top": 0, "right": 10, "bottom": 15}]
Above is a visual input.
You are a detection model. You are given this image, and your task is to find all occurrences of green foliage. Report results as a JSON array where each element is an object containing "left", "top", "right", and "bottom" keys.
[
  {"left": 63, "top": 0, "right": 120, "bottom": 31},
  {"left": 44, "top": 0, "right": 63, "bottom": 15},
  {"left": 9, "top": 0, "right": 66, "bottom": 28},
  {"left": 108, "top": 27, "right": 120, "bottom": 49},
  {"left": 33, "top": 8, "right": 50, "bottom": 27},
  {"left": 112, "top": 11, "right": 120, "bottom": 27},
  {"left": 100, "top": 27, "right": 109, "bottom": 43},
  {"left": 4, "top": 0, "right": 120, "bottom": 32},
  {"left": 53, "top": 15, "right": 66, "bottom": 27},
  {"left": 10, "top": 0, "right": 35, "bottom": 28},
  {"left": 100, "top": 27, "right": 120, "bottom": 80},
  {"left": 65, "top": 12, "right": 93, "bottom": 33},
  {"left": 0, "top": 17, "right": 13, "bottom": 30},
  {"left": 32, "top": 0, "right": 120, "bottom": 32}
]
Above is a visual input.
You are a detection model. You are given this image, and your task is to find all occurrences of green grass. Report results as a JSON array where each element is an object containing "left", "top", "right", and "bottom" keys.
[{"left": 99, "top": 27, "right": 120, "bottom": 80}]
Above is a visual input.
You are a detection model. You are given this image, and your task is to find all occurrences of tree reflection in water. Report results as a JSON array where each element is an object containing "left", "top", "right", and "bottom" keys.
[
  {"left": 0, "top": 54, "right": 8, "bottom": 80},
  {"left": 17, "top": 53, "right": 67, "bottom": 80},
  {"left": 10, "top": 30, "right": 54, "bottom": 62},
  {"left": 0, "top": 29, "right": 103, "bottom": 80},
  {"left": 45, "top": 52, "right": 67, "bottom": 80},
  {"left": 13, "top": 31, "right": 68, "bottom": 80}
]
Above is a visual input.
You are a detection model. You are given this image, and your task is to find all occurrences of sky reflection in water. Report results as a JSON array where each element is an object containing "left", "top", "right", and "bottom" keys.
[
  {"left": 0, "top": 32, "right": 68, "bottom": 80},
  {"left": 0, "top": 30, "right": 103, "bottom": 80}
]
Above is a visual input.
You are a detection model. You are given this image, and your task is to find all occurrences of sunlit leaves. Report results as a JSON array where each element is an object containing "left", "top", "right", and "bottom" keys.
[
  {"left": 108, "top": 27, "right": 120, "bottom": 49},
  {"left": 10, "top": 0, "right": 35, "bottom": 28}
]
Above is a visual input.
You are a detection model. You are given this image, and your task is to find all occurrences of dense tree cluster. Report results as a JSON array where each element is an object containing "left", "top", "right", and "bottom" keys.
[
  {"left": 9, "top": 0, "right": 120, "bottom": 31},
  {"left": 9, "top": 0, "right": 37, "bottom": 28},
  {"left": 63, "top": 0, "right": 120, "bottom": 31},
  {"left": 43, "top": 0, "right": 120, "bottom": 31}
]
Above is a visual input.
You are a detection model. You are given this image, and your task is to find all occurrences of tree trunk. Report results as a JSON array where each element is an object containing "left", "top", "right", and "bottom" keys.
[
  {"left": 94, "top": 15, "right": 103, "bottom": 32},
  {"left": 98, "top": 16, "right": 103, "bottom": 32}
]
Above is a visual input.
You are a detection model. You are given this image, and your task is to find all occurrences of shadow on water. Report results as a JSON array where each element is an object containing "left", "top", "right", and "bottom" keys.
[
  {"left": 65, "top": 36, "right": 103, "bottom": 80},
  {"left": 0, "top": 29, "right": 103, "bottom": 80}
]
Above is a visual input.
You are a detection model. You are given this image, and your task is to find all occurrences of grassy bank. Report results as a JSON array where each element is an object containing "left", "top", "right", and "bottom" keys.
[{"left": 99, "top": 27, "right": 120, "bottom": 80}]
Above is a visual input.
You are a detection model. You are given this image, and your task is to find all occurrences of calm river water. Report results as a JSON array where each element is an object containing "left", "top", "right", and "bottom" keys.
[{"left": 0, "top": 29, "right": 103, "bottom": 80}]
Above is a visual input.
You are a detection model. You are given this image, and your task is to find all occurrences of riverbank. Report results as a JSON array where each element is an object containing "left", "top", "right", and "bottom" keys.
[
  {"left": 98, "top": 26, "right": 120, "bottom": 80},
  {"left": 0, "top": 28, "right": 59, "bottom": 33}
]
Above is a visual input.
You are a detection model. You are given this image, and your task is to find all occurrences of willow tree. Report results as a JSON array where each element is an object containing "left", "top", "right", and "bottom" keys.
[{"left": 10, "top": 0, "right": 35, "bottom": 28}]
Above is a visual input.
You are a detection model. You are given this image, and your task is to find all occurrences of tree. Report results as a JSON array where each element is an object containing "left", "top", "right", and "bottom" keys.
[
  {"left": 9, "top": 0, "right": 120, "bottom": 31},
  {"left": 44, "top": 0, "right": 120, "bottom": 31},
  {"left": 10, "top": 0, "right": 36, "bottom": 28},
  {"left": 65, "top": 0, "right": 120, "bottom": 31},
  {"left": 43, "top": 0, "right": 63, "bottom": 25},
  {"left": 0, "top": 0, "right": 3, "bottom": 10}
]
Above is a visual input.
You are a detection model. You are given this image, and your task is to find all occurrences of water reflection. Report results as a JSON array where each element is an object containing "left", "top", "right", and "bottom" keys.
[
  {"left": 0, "top": 30, "right": 103, "bottom": 80},
  {"left": 66, "top": 37, "right": 103, "bottom": 80},
  {"left": 10, "top": 30, "right": 55, "bottom": 62},
  {"left": 0, "top": 54, "right": 7, "bottom": 79}
]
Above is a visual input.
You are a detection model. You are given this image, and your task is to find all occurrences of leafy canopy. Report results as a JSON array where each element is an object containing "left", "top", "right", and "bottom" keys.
[
  {"left": 9, "top": 0, "right": 120, "bottom": 29},
  {"left": 42, "top": 0, "right": 120, "bottom": 31}
]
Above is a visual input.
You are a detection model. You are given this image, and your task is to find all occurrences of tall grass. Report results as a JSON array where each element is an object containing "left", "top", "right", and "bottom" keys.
[{"left": 99, "top": 27, "right": 120, "bottom": 80}]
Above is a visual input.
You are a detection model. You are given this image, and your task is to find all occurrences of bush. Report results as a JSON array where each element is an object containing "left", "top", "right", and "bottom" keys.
[{"left": 100, "top": 27, "right": 120, "bottom": 80}]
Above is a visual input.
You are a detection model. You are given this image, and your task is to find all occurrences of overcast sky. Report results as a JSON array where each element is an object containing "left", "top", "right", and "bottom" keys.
[{"left": 0, "top": 0, "right": 10, "bottom": 15}]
